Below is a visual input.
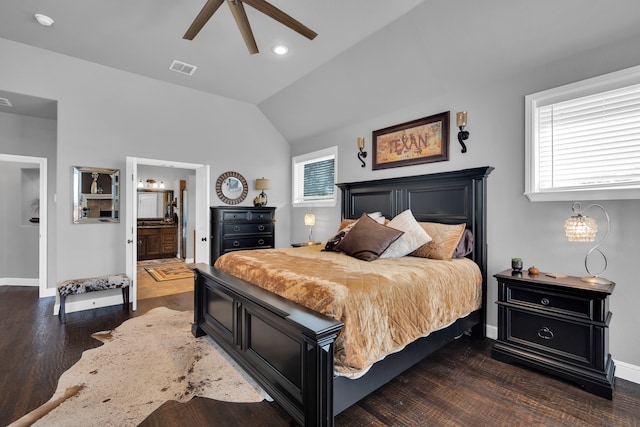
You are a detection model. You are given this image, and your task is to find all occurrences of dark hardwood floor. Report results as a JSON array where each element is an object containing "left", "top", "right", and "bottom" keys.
[{"left": 2, "top": 285, "right": 639, "bottom": 426}]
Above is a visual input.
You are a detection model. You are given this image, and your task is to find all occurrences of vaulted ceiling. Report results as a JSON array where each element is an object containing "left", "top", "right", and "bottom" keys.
[{"left": 2, "top": 1, "right": 640, "bottom": 142}]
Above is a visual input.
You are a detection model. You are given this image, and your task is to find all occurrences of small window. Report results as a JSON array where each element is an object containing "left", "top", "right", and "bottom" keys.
[
  {"left": 525, "top": 65, "right": 640, "bottom": 201},
  {"left": 292, "top": 146, "right": 337, "bottom": 207}
]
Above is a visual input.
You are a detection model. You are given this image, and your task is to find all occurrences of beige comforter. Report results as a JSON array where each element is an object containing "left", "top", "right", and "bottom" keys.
[{"left": 214, "top": 245, "right": 482, "bottom": 376}]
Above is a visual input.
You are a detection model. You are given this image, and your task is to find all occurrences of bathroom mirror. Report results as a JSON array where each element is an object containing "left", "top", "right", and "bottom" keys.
[
  {"left": 137, "top": 190, "right": 174, "bottom": 220},
  {"left": 73, "top": 166, "right": 120, "bottom": 223}
]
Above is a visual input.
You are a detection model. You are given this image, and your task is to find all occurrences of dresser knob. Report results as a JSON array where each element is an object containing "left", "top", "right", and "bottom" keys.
[
  {"left": 233, "top": 240, "right": 240, "bottom": 247},
  {"left": 541, "top": 298, "right": 550, "bottom": 306},
  {"left": 233, "top": 225, "right": 241, "bottom": 232},
  {"left": 537, "top": 327, "right": 554, "bottom": 340},
  {"left": 258, "top": 239, "right": 265, "bottom": 245},
  {"left": 257, "top": 225, "right": 265, "bottom": 231}
]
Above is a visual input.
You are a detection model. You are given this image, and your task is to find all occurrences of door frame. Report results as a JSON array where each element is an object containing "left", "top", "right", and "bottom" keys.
[
  {"left": 125, "top": 157, "right": 209, "bottom": 311},
  {"left": 0, "top": 153, "right": 49, "bottom": 297}
]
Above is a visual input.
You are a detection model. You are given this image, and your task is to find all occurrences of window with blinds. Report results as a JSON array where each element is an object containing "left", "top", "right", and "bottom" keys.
[
  {"left": 292, "top": 146, "right": 337, "bottom": 206},
  {"left": 525, "top": 65, "right": 640, "bottom": 201}
]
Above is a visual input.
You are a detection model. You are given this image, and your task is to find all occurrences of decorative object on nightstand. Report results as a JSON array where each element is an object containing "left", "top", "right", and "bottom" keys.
[
  {"left": 564, "top": 202, "right": 613, "bottom": 285},
  {"left": 456, "top": 111, "right": 469, "bottom": 153},
  {"left": 357, "top": 137, "right": 367, "bottom": 167},
  {"left": 511, "top": 257, "right": 523, "bottom": 271},
  {"left": 492, "top": 269, "right": 616, "bottom": 399},
  {"left": 254, "top": 177, "right": 270, "bottom": 207}
]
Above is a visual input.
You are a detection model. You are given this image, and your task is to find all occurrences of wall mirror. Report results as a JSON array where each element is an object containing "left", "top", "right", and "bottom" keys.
[
  {"left": 73, "top": 166, "right": 120, "bottom": 223},
  {"left": 215, "top": 171, "right": 248, "bottom": 205},
  {"left": 137, "top": 190, "right": 174, "bottom": 221}
]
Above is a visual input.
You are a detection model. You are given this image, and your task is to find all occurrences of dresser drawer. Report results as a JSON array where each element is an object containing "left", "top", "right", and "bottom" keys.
[
  {"left": 506, "top": 285, "right": 594, "bottom": 320},
  {"left": 222, "top": 236, "right": 274, "bottom": 251},
  {"left": 222, "top": 210, "right": 274, "bottom": 222},
  {"left": 223, "top": 223, "right": 273, "bottom": 235},
  {"left": 504, "top": 308, "right": 601, "bottom": 368}
]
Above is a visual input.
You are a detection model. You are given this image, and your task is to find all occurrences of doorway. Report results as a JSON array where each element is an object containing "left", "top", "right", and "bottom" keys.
[
  {"left": 125, "top": 157, "right": 210, "bottom": 311},
  {"left": 0, "top": 154, "right": 49, "bottom": 297}
]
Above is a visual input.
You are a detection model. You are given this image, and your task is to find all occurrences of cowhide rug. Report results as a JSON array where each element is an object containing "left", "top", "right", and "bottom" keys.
[{"left": 10, "top": 307, "right": 266, "bottom": 427}]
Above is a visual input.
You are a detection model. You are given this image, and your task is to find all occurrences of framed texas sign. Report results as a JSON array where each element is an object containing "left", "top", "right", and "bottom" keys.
[{"left": 372, "top": 111, "right": 450, "bottom": 170}]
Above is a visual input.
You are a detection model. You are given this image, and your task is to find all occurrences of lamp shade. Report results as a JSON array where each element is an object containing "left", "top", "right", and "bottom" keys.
[
  {"left": 304, "top": 213, "right": 316, "bottom": 226},
  {"left": 564, "top": 214, "right": 597, "bottom": 242},
  {"left": 255, "top": 178, "right": 271, "bottom": 190}
]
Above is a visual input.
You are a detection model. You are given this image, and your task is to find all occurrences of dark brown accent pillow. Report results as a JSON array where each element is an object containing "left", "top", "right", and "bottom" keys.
[{"left": 335, "top": 214, "right": 404, "bottom": 261}]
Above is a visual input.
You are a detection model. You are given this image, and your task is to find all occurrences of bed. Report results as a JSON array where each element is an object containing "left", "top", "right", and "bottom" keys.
[{"left": 191, "top": 166, "right": 493, "bottom": 426}]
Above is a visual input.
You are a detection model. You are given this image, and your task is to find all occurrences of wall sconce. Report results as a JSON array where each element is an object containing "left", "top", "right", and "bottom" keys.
[
  {"left": 456, "top": 111, "right": 469, "bottom": 153},
  {"left": 304, "top": 212, "right": 316, "bottom": 243},
  {"left": 357, "top": 137, "right": 367, "bottom": 167},
  {"left": 254, "top": 178, "right": 270, "bottom": 207},
  {"left": 564, "top": 202, "right": 613, "bottom": 285}
]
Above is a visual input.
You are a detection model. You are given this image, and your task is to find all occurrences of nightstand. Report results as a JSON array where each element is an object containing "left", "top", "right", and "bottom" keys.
[
  {"left": 291, "top": 241, "right": 322, "bottom": 248},
  {"left": 492, "top": 269, "right": 615, "bottom": 399}
]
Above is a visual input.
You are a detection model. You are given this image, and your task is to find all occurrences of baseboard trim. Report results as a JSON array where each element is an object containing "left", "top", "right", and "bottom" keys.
[
  {"left": 0, "top": 278, "right": 39, "bottom": 287},
  {"left": 484, "top": 324, "right": 639, "bottom": 385}
]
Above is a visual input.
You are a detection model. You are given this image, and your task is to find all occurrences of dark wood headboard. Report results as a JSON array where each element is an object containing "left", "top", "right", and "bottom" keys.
[{"left": 337, "top": 166, "right": 494, "bottom": 329}]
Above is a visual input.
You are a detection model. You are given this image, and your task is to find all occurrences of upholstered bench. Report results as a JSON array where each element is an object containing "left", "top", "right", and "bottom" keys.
[{"left": 58, "top": 274, "right": 131, "bottom": 323}]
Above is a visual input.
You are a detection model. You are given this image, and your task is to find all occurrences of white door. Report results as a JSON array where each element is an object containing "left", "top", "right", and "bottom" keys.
[
  {"left": 125, "top": 157, "right": 138, "bottom": 310},
  {"left": 194, "top": 165, "right": 210, "bottom": 264}
]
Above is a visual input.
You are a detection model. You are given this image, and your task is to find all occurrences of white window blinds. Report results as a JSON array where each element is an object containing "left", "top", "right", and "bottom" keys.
[
  {"left": 537, "top": 84, "right": 640, "bottom": 190},
  {"left": 525, "top": 64, "right": 640, "bottom": 201}
]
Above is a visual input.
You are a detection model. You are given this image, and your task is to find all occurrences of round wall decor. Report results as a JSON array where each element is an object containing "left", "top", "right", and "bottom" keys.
[{"left": 216, "top": 171, "right": 248, "bottom": 205}]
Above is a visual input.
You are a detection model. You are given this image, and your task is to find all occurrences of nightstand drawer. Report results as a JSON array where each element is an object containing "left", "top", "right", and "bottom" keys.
[
  {"left": 222, "top": 210, "right": 273, "bottom": 222},
  {"left": 505, "top": 308, "right": 597, "bottom": 367},
  {"left": 507, "top": 286, "right": 593, "bottom": 320}
]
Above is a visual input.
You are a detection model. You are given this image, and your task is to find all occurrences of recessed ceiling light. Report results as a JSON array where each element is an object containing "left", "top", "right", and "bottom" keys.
[
  {"left": 272, "top": 45, "right": 289, "bottom": 55},
  {"left": 34, "top": 14, "right": 54, "bottom": 27}
]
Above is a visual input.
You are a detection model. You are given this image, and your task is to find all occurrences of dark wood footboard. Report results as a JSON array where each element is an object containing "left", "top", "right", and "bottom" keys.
[{"left": 191, "top": 264, "right": 343, "bottom": 426}]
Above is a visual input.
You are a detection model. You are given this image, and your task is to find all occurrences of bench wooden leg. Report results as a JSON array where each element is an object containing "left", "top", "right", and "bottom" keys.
[
  {"left": 59, "top": 294, "right": 66, "bottom": 324},
  {"left": 122, "top": 286, "right": 130, "bottom": 310}
]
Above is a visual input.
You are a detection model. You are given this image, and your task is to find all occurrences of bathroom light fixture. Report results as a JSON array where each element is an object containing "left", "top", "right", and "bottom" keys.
[
  {"left": 564, "top": 202, "right": 614, "bottom": 285},
  {"left": 357, "top": 137, "right": 367, "bottom": 167},
  {"left": 272, "top": 45, "right": 289, "bottom": 55},
  {"left": 34, "top": 13, "right": 54, "bottom": 26},
  {"left": 254, "top": 178, "right": 270, "bottom": 206},
  {"left": 137, "top": 180, "right": 144, "bottom": 189},
  {"left": 304, "top": 212, "right": 316, "bottom": 242},
  {"left": 456, "top": 111, "right": 469, "bottom": 153}
]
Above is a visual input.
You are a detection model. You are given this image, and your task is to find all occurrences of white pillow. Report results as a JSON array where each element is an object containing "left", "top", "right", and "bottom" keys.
[{"left": 380, "top": 210, "right": 432, "bottom": 258}]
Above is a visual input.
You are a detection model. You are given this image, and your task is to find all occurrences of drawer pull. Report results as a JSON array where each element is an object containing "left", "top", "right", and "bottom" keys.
[
  {"left": 541, "top": 298, "right": 550, "bottom": 306},
  {"left": 233, "top": 225, "right": 241, "bottom": 232},
  {"left": 257, "top": 225, "right": 265, "bottom": 231},
  {"left": 537, "top": 327, "right": 554, "bottom": 340},
  {"left": 233, "top": 240, "right": 240, "bottom": 247},
  {"left": 258, "top": 239, "right": 265, "bottom": 245}
]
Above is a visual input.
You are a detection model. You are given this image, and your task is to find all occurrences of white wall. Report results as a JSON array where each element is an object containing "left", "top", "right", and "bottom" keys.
[
  {"left": 290, "top": 34, "right": 640, "bottom": 371},
  {"left": 0, "top": 38, "right": 291, "bottom": 298}
]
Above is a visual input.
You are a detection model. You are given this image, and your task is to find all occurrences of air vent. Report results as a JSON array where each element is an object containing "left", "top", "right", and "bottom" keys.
[
  {"left": 169, "top": 60, "right": 197, "bottom": 76},
  {"left": 0, "top": 97, "right": 13, "bottom": 107}
]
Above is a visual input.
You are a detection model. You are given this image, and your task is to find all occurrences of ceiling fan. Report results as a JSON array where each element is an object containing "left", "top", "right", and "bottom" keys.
[{"left": 183, "top": 0, "right": 317, "bottom": 54}]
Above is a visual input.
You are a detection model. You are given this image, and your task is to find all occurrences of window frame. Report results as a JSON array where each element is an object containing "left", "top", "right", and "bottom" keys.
[
  {"left": 525, "top": 64, "right": 640, "bottom": 202},
  {"left": 291, "top": 146, "right": 338, "bottom": 207}
]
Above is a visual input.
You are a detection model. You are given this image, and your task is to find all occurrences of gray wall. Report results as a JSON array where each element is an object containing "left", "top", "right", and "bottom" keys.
[
  {"left": 289, "top": 35, "right": 640, "bottom": 368},
  {"left": 0, "top": 38, "right": 291, "bottom": 291},
  {"left": 0, "top": 112, "right": 57, "bottom": 284}
]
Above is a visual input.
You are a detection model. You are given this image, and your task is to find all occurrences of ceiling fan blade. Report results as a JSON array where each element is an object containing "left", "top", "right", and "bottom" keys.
[
  {"left": 242, "top": 0, "right": 317, "bottom": 40},
  {"left": 227, "top": 0, "right": 259, "bottom": 54},
  {"left": 183, "top": 0, "right": 225, "bottom": 40}
]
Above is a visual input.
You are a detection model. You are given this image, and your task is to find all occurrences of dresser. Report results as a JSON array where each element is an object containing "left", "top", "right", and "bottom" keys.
[
  {"left": 210, "top": 206, "right": 276, "bottom": 264},
  {"left": 492, "top": 269, "right": 615, "bottom": 399}
]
